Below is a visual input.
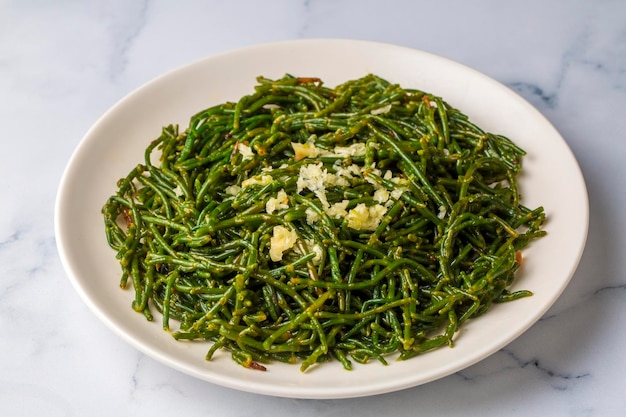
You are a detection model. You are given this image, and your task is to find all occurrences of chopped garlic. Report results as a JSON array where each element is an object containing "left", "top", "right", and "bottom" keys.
[
  {"left": 367, "top": 163, "right": 382, "bottom": 178},
  {"left": 294, "top": 239, "right": 324, "bottom": 265},
  {"left": 269, "top": 225, "right": 298, "bottom": 262},
  {"left": 334, "top": 163, "right": 362, "bottom": 180},
  {"left": 292, "top": 142, "right": 321, "bottom": 161},
  {"left": 297, "top": 163, "right": 330, "bottom": 208},
  {"left": 309, "top": 242, "right": 324, "bottom": 265},
  {"left": 266, "top": 189, "right": 289, "bottom": 214},
  {"left": 373, "top": 188, "right": 390, "bottom": 204},
  {"left": 388, "top": 173, "right": 408, "bottom": 185},
  {"left": 305, "top": 207, "right": 321, "bottom": 224},
  {"left": 241, "top": 174, "right": 273, "bottom": 188},
  {"left": 324, "top": 173, "right": 350, "bottom": 187},
  {"left": 333, "top": 143, "right": 367, "bottom": 157},
  {"left": 225, "top": 185, "right": 241, "bottom": 196},
  {"left": 238, "top": 143, "right": 254, "bottom": 159},
  {"left": 390, "top": 187, "right": 407, "bottom": 201},
  {"left": 326, "top": 200, "right": 350, "bottom": 219},
  {"left": 346, "top": 203, "right": 388, "bottom": 231},
  {"left": 437, "top": 206, "right": 447, "bottom": 219},
  {"left": 370, "top": 104, "right": 392, "bottom": 115}
]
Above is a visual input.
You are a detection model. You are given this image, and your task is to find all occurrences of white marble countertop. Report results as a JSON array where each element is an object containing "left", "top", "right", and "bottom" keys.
[{"left": 1, "top": 0, "right": 625, "bottom": 415}]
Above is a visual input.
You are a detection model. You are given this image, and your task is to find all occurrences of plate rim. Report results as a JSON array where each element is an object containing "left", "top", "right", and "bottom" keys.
[{"left": 54, "top": 38, "right": 589, "bottom": 399}]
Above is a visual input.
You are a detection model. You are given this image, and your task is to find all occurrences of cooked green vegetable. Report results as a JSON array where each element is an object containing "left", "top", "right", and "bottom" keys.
[{"left": 102, "top": 74, "right": 545, "bottom": 371}]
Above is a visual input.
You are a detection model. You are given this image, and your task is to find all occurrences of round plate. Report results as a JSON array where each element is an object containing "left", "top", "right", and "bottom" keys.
[{"left": 55, "top": 39, "right": 588, "bottom": 399}]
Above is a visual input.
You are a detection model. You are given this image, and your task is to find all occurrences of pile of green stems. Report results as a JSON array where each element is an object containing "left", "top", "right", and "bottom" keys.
[{"left": 102, "top": 74, "right": 545, "bottom": 372}]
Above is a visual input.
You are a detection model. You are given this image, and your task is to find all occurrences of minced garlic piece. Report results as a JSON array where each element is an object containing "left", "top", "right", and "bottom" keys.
[
  {"left": 335, "top": 162, "right": 361, "bottom": 176},
  {"left": 238, "top": 143, "right": 254, "bottom": 159},
  {"left": 346, "top": 203, "right": 388, "bottom": 231},
  {"left": 308, "top": 241, "right": 324, "bottom": 265},
  {"left": 373, "top": 188, "right": 390, "bottom": 204},
  {"left": 364, "top": 163, "right": 382, "bottom": 182},
  {"left": 294, "top": 239, "right": 324, "bottom": 265},
  {"left": 370, "top": 104, "right": 392, "bottom": 115},
  {"left": 390, "top": 187, "right": 407, "bottom": 202},
  {"left": 305, "top": 207, "right": 321, "bottom": 224},
  {"left": 241, "top": 174, "right": 273, "bottom": 188},
  {"left": 266, "top": 189, "right": 289, "bottom": 214},
  {"left": 269, "top": 225, "right": 298, "bottom": 262},
  {"left": 326, "top": 200, "right": 350, "bottom": 219},
  {"left": 333, "top": 143, "right": 367, "bottom": 157},
  {"left": 292, "top": 142, "right": 321, "bottom": 161},
  {"left": 324, "top": 172, "right": 350, "bottom": 187},
  {"left": 225, "top": 185, "right": 241, "bottom": 196},
  {"left": 297, "top": 163, "right": 330, "bottom": 208},
  {"left": 390, "top": 176, "right": 408, "bottom": 186}
]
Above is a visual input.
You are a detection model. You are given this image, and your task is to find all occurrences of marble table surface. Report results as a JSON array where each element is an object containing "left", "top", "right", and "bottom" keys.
[{"left": 1, "top": 1, "right": 625, "bottom": 415}]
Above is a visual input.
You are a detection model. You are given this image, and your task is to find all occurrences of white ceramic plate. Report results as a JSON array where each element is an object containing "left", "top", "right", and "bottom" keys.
[{"left": 55, "top": 39, "right": 588, "bottom": 399}]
